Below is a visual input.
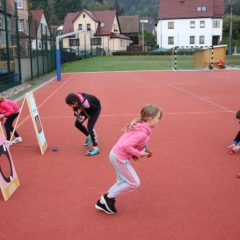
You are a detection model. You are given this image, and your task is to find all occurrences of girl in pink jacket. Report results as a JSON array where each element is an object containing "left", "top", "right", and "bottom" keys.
[
  {"left": 0, "top": 96, "right": 22, "bottom": 145},
  {"left": 95, "top": 104, "right": 162, "bottom": 214}
]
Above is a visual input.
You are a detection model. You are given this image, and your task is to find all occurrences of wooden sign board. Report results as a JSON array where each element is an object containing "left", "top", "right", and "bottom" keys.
[
  {"left": 0, "top": 133, "right": 20, "bottom": 201},
  {"left": 25, "top": 92, "right": 47, "bottom": 155}
]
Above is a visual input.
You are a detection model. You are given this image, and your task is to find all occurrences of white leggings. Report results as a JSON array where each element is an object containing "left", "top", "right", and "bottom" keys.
[{"left": 107, "top": 150, "right": 140, "bottom": 198}]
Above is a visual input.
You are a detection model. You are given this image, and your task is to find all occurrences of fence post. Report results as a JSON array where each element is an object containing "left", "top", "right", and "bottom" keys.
[
  {"left": 45, "top": 25, "right": 50, "bottom": 73},
  {"left": 3, "top": 0, "right": 11, "bottom": 75},
  {"left": 56, "top": 36, "right": 61, "bottom": 81},
  {"left": 28, "top": 16, "right": 33, "bottom": 80},
  {"left": 35, "top": 21, "right": 40, "bottom": 78},
  {"left": 14, "top": 1, "right": 22, "bottom": 83},
  {"left": 84, "top": 33, "right": 87, "bottom": 58},
  {"left": 173, "top": 47, "right": 178, "bottom": 71},
  {"left": 211, "top": 46, "right": 214, "bottom": 69},
  {"left": 41, "top": 23, "right": 44, "bottom": 74},
  {"left": 208, "top": 46, "right": 214, "bottom": 70}
]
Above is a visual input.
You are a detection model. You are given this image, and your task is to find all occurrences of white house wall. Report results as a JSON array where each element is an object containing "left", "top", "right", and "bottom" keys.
[
  {"left": 111, "top": 16, "right": 120, "bottom": 33},
  {"left": 157, "top": 18, "right": 223, "bottom": 49}
]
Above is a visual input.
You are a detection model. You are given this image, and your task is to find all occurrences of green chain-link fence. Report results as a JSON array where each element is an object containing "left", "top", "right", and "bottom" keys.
[{"left": 0, "top": 0, "right": 56, "bottom": 93}]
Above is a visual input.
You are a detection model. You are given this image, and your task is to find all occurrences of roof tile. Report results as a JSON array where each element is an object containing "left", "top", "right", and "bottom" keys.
[{"left": 158, "top": 0, "right": 224, "bottom": 19}]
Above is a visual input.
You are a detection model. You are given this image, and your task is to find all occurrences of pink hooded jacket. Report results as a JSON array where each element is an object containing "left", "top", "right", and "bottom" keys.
[
  {"left": 0, "top": 99, "right": 20, "bottom": 117},
  {"left": 112, "top": 121, "right": 151, "bottom": 161}
]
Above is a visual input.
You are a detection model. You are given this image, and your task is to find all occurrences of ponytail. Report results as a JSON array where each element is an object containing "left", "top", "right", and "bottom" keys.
[{"left": 124, "top": 117, "right": 141, "bottom": 132}]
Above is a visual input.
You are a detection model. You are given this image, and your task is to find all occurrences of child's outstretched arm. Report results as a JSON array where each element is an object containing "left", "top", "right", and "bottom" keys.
[{"left": 228, "top": 131, "right": 240, "bottom": 152}]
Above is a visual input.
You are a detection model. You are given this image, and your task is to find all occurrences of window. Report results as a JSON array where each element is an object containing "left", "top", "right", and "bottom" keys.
[
  {"left": 78, "top": 24, "right": 82, "bottom": 30},
  {"left": 197, "top": 6, "right": 207, "bottom": 12},
  {"left": 213, "top": 20, "right": 220, "bottom": 28},
  {"left": 190, "top": 36, "right": 195, "bottom": 44},
  {"left": 190, "top": 21, "right": 195, "bottom": 28},
  {"left": 87, "top": 24, "right": 91, "bottom": 31},
  {"left": 0, "top": 31, "right": 5, "bottom": 47},
  {"left": 168, "top": 37, "right": 174, "bottom": 45},
  {"left": 0, "top": 17, "right": 3, "bottom": 29},
  {"left": 91, "top": 37, "right": 102, "bottom": 46},
  {"left": 16, "top": 0, "right": 23, "bottom": 9},
  {"left": 168, "top": 22, "right": 174, "bottom": 29},
  {"left": 200, "top": 21, "right": 205, "bottom": 28},
  {"left": 100, "top": 22, "right": 105, "bottom": 27},
  {"left": 199, "top": 36, "right": 205, "bottom": 44},
  {"left": 69, "top": 39, "right": 80, "bottom": 46},
  {"left": 114, "top": 24, "right": 118, "bottom": 32},
  {"left": 83, "top": 14, "right": 85, "bottom": 18},
  {"left": 18, "top": 19, "right": 24, "bottom": 32}
]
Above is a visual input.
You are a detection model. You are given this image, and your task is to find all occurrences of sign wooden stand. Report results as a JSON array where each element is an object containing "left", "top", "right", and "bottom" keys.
[
  {"left": 0, "top": 92, "right": 47, "bottom": 201},
  {"left": 0, "top": 133, "right": 20, "bottom": 201},
  {"left": 10, "top": 92, "right": 47, "bottom": 154}
]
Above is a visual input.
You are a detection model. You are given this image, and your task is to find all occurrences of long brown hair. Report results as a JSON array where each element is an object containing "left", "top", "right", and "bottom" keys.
[
  {"left": 124, "top": 104, "right": 162, "bottom": 131},
  {"left": 236, "top": 110, "right": 240, "bottom": 119}
]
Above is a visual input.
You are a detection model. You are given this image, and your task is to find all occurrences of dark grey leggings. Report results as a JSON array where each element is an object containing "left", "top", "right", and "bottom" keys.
[{"left": 75, "top": 107, "right": 101, "bottom": 146}]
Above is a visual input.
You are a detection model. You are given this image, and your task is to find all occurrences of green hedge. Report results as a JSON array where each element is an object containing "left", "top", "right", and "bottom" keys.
[
  {"left": 112, "top": 49, "right": 196, "bottom": 56},
  {"left": 112, "top": 51, "right": 172, "bottom": 56}
]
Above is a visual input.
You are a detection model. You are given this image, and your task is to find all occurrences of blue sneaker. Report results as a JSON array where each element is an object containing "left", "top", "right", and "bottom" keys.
[
  {"left": 83, "top": 136, "right": 92, "bottom": 147},
  {"left": 86, "top": 148, "right": 100, "bottom": 156}
]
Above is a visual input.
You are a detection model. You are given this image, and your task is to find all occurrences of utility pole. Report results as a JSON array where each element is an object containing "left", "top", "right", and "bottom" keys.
[
  {"left": 228, "top": 0, "right": 233, "bottom": 55},
  {"left": 140, "top": 19, "right": 148, "bottom": 52}
]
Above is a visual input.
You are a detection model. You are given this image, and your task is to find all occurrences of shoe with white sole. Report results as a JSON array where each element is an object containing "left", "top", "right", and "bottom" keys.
[
  {"left": 5, "top": 140, "right": 13, "bottom": 146},
  {"left": 95, "top": 200, "right": 115, "bottom": 215},
  {"left": 13, "top": 137, "right": 22, "bottom": 144}
]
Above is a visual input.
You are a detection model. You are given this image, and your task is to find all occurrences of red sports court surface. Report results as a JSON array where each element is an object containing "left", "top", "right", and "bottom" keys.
[{"left": 1, "top": 70, "right": 240, "bottom": 240}]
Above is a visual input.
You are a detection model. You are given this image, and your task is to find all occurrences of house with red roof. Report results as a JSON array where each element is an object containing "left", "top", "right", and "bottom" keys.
[
  {"left": 16, "top": 0, "right": 29, "bottom": 35},
  {"left": 30, "top": 9, "right": 51, "bottom": 50},
  {"left": 156, "top": 0, "right": 224, "bottom": 49},
  {"left": 62, "top": 9, "right": 131, "bottom": 54}
]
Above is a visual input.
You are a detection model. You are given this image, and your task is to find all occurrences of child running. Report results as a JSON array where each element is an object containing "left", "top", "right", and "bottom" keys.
[
  {"left": 0, "top": 96, "right": 22, "bottom": 145},
  {"left": 228, "top": 110, "right": 240, "bottom": 153},
  {"left": 95, "top": 104, "right": 162, "bottom": 214},
  {"left": 65, "top": 92, "right": 101, "bottom": 156}
]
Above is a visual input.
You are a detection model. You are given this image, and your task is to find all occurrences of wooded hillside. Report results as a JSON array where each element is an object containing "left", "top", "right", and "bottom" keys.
[{"left": 29, "top": 0, "right": 240, "bottom": 26}]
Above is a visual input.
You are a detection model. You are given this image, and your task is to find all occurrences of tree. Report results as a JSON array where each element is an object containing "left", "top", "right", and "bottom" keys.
[
  {"left": 29, "top": 0, "right": 83, "bottom": 24},
  {"left": 54, "top": 0, "right": 83, "bottom": 23},
  {"left": 87, "top": 1, "right": 110, "bottom": 10},
  {"left": 29, "top": 0, "right": 48, "bottom": 9},
  {"left": 113, "top": 0, "right": 124, "bottom": 15},
  {"left": 222, "top": 14, "right": 240, "bottom": 48},
  {"left": 143, "top": 30, "right": 157, "bottom": 49},
  {"left": 225, "top": 0, "right": 240, "bottom": 15}
]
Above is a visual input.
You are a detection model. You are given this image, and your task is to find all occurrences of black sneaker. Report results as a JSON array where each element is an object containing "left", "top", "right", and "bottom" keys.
[
  {"left": 95, "top": 200, "right": 115, "bottom": 214},
  {"left": 101, "top": 194, "right": 117, "bottom": 213}
]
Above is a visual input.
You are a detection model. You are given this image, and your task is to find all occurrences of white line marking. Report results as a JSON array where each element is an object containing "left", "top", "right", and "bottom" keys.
[
  {"left": 40, "top": 110, "right": 233, "bottom": 119},
  {"left": 167, "top": 83, "right": 234, "bottom": 112}
]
